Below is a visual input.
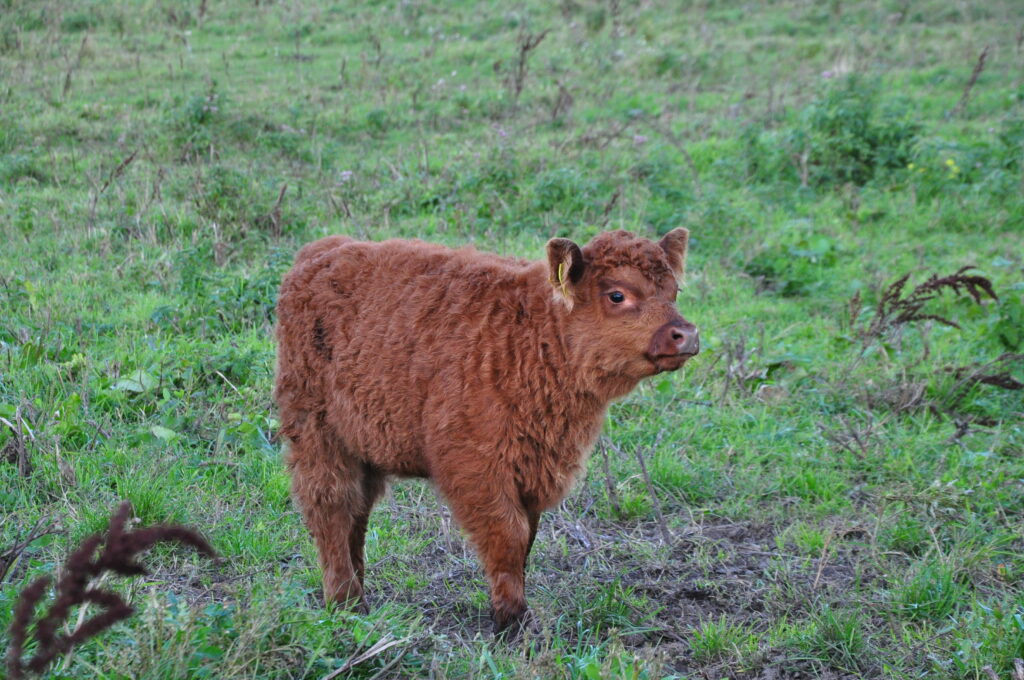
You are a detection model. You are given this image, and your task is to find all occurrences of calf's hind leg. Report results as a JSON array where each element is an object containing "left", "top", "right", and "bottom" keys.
[{"left": 288, "top": 436, "right": 377, "bottom": 611}]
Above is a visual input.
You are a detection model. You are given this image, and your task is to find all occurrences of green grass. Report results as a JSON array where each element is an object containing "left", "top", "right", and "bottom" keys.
[
  {"left": 689, "top": 614, "right": 757, "bottom": 664},
  {"left": 2, "top": 0, "right": 1024, "bottom": 677}
]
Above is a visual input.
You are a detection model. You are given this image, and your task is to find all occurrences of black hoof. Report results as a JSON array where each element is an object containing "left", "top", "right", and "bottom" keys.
[{"left": 492, "top": 606, "right": 533, "bottom": 642}]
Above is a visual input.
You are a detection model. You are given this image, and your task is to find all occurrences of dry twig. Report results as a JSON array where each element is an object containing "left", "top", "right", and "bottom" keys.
[
  {"left": 942, "top": 353, "right": 1024, "bottom": 413},
  {"left": 950, "top": 46, "right": 990, "bottom": 117},
  {"left": 0, "top": 406, "right": 34, "bottom": 477},
  {"left": 503, "top": 28, "right": 550, "bottom": 109},
  {"left": 61, "top": 36, "right": 89, "bottom": 100},
  {"left": 0, "top": 519, "right": 61, "bottom": 585},
  {"left": 644, "top": 116, "right": 704, "bottom": 199},
  {"left": 812, "top": 529, "right": 835, "bottom": 590},
  {"left": 610, "top": 436, "right": 673, "bottom": 546},
  {"left": 88, "top": 150, "right": 138, "bottom": 228},
  {"left": 320, "top": 633, "right": 407, "bottom": 680},
  {"left": 598, "top": 437, "right": 622, "bottom": 517}
]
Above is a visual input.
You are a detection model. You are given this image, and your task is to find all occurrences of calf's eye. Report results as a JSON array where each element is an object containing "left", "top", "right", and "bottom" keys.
[{"left": 608, "top": 291, "right": 625, "bottom": 304}]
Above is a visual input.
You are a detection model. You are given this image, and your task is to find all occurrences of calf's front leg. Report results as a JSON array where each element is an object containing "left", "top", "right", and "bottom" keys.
[{"left": 438, "top": 475, "right": 532, "bottom": 635}]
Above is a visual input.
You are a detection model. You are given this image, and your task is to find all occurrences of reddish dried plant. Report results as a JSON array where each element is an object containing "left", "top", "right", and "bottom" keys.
[
  {"left": 853, "top": 266, "right": 998, "bottom": 346},
  {"left": 6, "top": 502, "right": 215, "bottom": 679}
]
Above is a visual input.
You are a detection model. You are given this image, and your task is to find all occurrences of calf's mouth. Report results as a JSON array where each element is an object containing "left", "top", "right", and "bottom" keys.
[{"left": 647, "top": 352, "right": 696, "bottom": 373}]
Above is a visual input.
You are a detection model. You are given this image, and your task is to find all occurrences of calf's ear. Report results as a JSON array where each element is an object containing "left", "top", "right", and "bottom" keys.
[
  {"left": 659, "top": 227, "right": 690, "bottom": 281},
  {"left": 546, "top": 238, "right": 586, "bottom": 310}
]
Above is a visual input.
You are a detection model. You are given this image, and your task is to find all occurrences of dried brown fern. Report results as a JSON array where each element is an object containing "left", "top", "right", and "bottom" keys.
[
  {"left": 858, "top": 266, "right": 997, "bottom": 347},
  {"left": 6, "top": 502, "right": 215, "bottom": 679}
]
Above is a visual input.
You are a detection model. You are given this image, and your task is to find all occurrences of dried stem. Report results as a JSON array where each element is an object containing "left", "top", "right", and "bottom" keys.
[
  {"left": 88, "top": 150, "right": 138, "bottom": 229},
  {"left": 504, "top": 28, "right": 550, "bottom": 110},
  {"left": 812, "top": 529, "right": 834, "bottom": 590},
  {"left": 61, "top": 36, "right": 88, "bottom": 100},
  {"left": 0, "top": 406, "right": 32, "bottom": 478},
  {"left": 6, "top": 502, "right": 215, "bottom": 679},
  {"left": 270, "top": 183, "right": 288, "bottom": 238},
  {"left": 609, "top": 437, "right": 673, "bottom": 545},
  {"left": 0, "top": 518, "right": 60, "bottom": 585},
  {"left": 950, "top": 45, "right": 990, "bottom": 117},
  {"left": 857, "top": 266, "right": 997, "bottom": 351},
  {"left": 943, "top": 353, "right": 1024, "bottom": 412},
  {"left": 644, "top": 116, "right": 704, "bottom": 200},
  {"left": 598, "top": 437, "right": 622, "bottom": 517}
]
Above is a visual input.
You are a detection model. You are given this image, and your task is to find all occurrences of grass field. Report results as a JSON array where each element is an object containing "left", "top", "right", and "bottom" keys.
[{"left": 2, "top": 0, "right": 1024, "bottom": 677}]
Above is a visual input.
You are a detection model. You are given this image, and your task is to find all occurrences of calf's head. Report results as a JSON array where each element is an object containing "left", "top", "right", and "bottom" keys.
[{"left": 547, "top": 228, "right": 699, "bottom": 384}]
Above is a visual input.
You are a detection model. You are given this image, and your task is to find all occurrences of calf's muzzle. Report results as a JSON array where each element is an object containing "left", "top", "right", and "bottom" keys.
[{"left": 647, "top": 319, "right": 699, "bottom": 371}]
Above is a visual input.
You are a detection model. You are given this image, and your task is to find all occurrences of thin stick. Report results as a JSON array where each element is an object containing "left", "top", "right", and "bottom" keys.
[
  {"left": 598, "top": 438, "right": 622, "bottom": 518},
  {"left": 269, "top": 184, "right": 288, "bottom": 238},
  {"left": 88, "top": 150, "right": 138, "bottom": 228},
  {"left": 0, "top": 408, "right": 32, "bottom": 477},
  {"left": 99, "top": 150, "right": 138, "bottom": 196},
  {"left": 0, "top": 518, "right": 60, "bottom": 584},
  {"left": 320, "top": 634, "right": 406, "bottom": 680},
  {"left": 62, "top": 36, "right": 88, "bottom": 99},
  {"left": 950, "top": 45, "right": 990, "bottom": 117},
  {"left": 812, "top": 529, "right": 835, "bottom": 590},
  {"left": 644, "top": 116, "right": 704, "bottom": 199},
  {"left": 505, "top": 29, "right": 550, "bottom": 110},
  {"left": 610, "top": 439, "right": 673, "bottom": 545}
]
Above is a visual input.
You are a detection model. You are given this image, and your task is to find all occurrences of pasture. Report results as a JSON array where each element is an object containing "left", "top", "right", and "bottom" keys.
[{"left": 2, "top": 0, "right": 1023, "bottom": 677}]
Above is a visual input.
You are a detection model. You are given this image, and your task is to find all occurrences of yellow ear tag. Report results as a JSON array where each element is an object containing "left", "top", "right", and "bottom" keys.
[{"left": 557, "top": 262, "right": 570, "bottom": 298}]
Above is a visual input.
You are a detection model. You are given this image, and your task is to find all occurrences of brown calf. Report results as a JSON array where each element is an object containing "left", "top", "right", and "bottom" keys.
[{"left": 274, "top": 229, "right": 698, "bottom": 633}]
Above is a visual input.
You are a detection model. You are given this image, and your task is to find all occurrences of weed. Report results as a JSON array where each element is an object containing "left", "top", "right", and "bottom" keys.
[
  {"left": 6, "top": 502, "right": 214, "bottom": 679},
  {"left": 689, "top": 614, "right": 757, "bottom": 663},
  {"left": 169, "top": 84, "right": 224, "bottom": 160},
  {"left": 943, "top": 599, "right": 1024, "bottom": 678},
  {"left": 502, "top": 27, "right": 550, "bottom": 111},
  {"left": 993, "top": 292, "right": 1024, "bottom": 350},
  {"left": 896, "top": 559, "right": 965, "bottom": 622},
  {"left": 0, "top": 154, "right": 49, "bottom": 185},
  {"left": 571, "top": 581, "right": 655, "bottom": 635},
  {"left": 877, "top": 510, "right": 931, "bottom": 556},
  {"left": 745, "top": 232, "right": 838, "bottom": 297},
  {"left": 802, "top": 605, "right": 867, "bottom": 672},
  {"left": 800, "top": 75, "right": 920, "bottom": 187},
  {"left": 744, "top": 75, "right": 920, "bottom": 188},
  {"left": 853, "top": 267, "right": 997, "bottom": 348}
]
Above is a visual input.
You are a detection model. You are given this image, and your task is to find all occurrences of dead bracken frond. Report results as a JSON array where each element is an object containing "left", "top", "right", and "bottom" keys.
[
  {"left": 6, "top": 502, "right": 215, "bottom": 680},
  {"left": 858, "top": 266, "right": 998, "bottom": 346}
]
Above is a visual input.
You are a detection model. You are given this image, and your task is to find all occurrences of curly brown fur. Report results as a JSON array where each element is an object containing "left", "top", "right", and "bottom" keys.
[{"left": 275, "top": 228, "right": 699, "bottom": 633}]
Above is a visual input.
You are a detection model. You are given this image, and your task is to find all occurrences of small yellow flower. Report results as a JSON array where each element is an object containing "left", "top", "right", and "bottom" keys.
[
  {"left": 907, "top": 163, "right": 915, "bottom": 170},
  {"left": 945, "top": 158, "right": 955, "bottom": 167}
]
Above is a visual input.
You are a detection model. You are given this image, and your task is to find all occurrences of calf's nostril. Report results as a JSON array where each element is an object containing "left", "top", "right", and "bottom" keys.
[{"left": 676, "top": 330, "right": 699, "bottom": 355}]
